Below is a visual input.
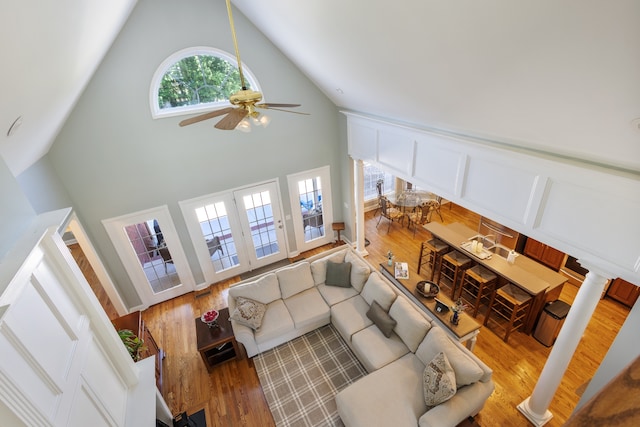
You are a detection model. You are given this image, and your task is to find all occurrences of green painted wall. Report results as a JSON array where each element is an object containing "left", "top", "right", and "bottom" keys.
[
  {"left": 48, "top": 0, "right": 345, "bottom": 307},
  {"left": 0, "top": 156, "right": 37, "bottom": 259},
  {"left": 17, "top": 155, "right": 73, "bottom": 214}
]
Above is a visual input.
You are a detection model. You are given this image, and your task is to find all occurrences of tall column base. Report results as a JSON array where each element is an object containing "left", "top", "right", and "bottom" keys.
[{"left": 518, "top": 397, "right": 553, "bottom": 427}]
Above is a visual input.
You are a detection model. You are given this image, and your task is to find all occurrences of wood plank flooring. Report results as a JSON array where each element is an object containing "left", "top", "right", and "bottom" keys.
[{"left": 80, "top": 204, "right": 629, "bottom": 426}]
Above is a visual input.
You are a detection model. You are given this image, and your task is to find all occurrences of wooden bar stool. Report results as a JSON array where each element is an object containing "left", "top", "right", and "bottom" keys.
[
  {"left": 459, "top": 265, "right": 497, "bottom": 317},
  {"left": 484, "top": 283, "right": 532, "bottom": 343},
  {"left": 437, "top": 250, "right": 472, "bottom": 299},
  {"left": 417, "top": 238, "right": 449, "bottom": 280}
]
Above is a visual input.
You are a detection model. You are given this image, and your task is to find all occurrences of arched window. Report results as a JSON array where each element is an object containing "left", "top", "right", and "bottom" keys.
[{"left": 149, "top": 46, "right": 261, "bottom": 119}]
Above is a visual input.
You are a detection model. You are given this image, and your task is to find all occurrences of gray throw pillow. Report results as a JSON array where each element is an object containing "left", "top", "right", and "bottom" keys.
[
  {"left": 366, "top": 300, "right": 397, "bottom": 338},
  {"left": 325, "top": 261, "right": 352, "bottom": 288}
]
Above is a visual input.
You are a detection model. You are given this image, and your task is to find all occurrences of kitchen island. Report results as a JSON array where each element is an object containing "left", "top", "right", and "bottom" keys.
[{"left": 424, "top": 222, "right": 568, "bottom": 334}]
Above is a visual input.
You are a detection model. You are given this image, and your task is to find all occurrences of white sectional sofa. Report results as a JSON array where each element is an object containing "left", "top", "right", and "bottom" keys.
[{"left": 227, "top": 246, "right": 494, "bottom": 427}]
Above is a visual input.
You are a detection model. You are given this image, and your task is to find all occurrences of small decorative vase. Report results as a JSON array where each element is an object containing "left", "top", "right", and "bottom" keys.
[
  {"left": 450, "top": 311, "right": 460, "bottom": 325},
  {"left": 387, "top": 258, "right": 393, "bottom": 266}
]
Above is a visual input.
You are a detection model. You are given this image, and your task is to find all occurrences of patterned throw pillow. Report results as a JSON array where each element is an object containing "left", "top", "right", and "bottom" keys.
[
  {"left": 230, "top": 297, "right": 267, "bottom": 330},
  {"left": 423, "top": 351, "right": 456, "bottom": 408}
]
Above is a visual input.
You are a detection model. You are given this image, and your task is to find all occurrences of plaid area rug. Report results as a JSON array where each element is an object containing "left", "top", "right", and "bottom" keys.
[{"left": 254, "top": 325, "right": 367, "bottom": 427}]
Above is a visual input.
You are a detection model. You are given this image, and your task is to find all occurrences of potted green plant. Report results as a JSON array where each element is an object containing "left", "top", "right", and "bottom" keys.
[{"left": 117, "top": 329, "right": 146, "bottom": 361}]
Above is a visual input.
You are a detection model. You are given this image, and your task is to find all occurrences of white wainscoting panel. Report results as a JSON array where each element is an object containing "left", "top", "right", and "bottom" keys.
[
  {"left": 413, "top": 134, "right": 465, "bottom": 196},
  {"left": 462, "top": 155, "right": 539, "bottom": 225},
  {"left": 539, "top": 175, "right": 640, "bottom": 273},
  {"left": 0, "top": 211, "right": 166, "bottom": 426},
  {"left": 347, "top": 120, "right": 377, "bottom": 161},
  {"left": 378, "top": 127, "right": 415, "bottom": 176}
]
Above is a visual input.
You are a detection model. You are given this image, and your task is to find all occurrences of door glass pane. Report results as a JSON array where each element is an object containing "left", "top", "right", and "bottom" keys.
[
  {"left": 124, "top": 219, "right": 180, "bottom": 294},
  {"left": 243, "top": 190, "right": 279, "bottom": 259},
  {"left": 195, "top": 202, "right": 239, "bottom": 272},
  {"left": 298, "top": 176, "right": 325, "bottom": 242}
]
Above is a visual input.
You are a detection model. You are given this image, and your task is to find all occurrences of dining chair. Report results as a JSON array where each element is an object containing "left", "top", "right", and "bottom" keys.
[
  {"left": 376, "top": 196, "right": 404, "bottom": 232},
  {"left": 373, "top": 179, "right": 384, "bottom": 216},
  {"left": 406, "top": 202, "right": 431, "bottom": 237}
]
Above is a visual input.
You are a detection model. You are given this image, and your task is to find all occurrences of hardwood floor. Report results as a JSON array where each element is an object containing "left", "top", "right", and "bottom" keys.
[{"left": 133, "top": 205, "right": 629, "bottom": 426}]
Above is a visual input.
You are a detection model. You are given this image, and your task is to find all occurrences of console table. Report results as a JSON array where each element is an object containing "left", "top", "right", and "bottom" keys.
[{"left": 380, "top": 264, "right": 481, "bottom": 351}]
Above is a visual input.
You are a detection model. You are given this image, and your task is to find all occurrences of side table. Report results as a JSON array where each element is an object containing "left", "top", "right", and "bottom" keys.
[{"left": 195, "top": 307, "right": 240, "bottom": 369}]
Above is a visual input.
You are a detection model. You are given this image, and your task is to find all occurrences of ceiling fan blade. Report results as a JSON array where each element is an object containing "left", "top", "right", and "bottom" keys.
[
  {"left": 179, "top": 107, "right": 235, "bottom": 127},
  {"left": 214, "top": 108, "right": 248, "bottom": 130},
  {"left": 257, "top": 105, "right": 310, "bottom": 115},
  {"left": 257, "top": 103, "right": 301, "bottom": 108}
]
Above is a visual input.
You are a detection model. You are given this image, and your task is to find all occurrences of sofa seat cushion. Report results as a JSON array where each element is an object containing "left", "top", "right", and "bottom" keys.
[
  {"left": 351, "top": 325, "right": 409, "bottom": 372},
  {"left": 254, "top": 299, "right": 295, "bottom": 346},
  {"left": 277, "top": 262, "right": 315, "bottom": 299},
  {"left": 416, "top": 327, "right": 484, "bottom": 388},
  {"left": 331, "top": 295, "right": 373, "bottom": 343},
  {"left": 317, "top": 283, "right": 359, "bottom": 306},
  {"left": 283, "top": 288, "right": 330, "bottom": 330},
  {"left": 360, "top": 272, "right": 397, "bottom": 311},
  {"left": 336, "top": 353, "right": 426, "bottom": 427},
  {"left": 228, "top": 273, "right": 281, "bottom": 304}
]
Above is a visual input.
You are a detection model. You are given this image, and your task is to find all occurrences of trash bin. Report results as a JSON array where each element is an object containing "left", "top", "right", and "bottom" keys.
[{"left": 534, "top": 300, "right": 571, "bottom": 346}]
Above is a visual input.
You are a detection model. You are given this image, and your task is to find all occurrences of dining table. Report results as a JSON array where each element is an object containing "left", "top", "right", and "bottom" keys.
[
  {"left": 423, "top": 222, "right": 568, "bottom": 334},
  {"left": 386, "top": 190, "right": 436, "bottom": 211}
]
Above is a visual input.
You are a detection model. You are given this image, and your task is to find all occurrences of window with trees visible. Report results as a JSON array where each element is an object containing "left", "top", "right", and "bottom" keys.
[
  {"left": 363, "top": 162, "right": 395, "bottom": 201},
  {"left": 149, "top": 47, "right": 260, "bottom": 119}
]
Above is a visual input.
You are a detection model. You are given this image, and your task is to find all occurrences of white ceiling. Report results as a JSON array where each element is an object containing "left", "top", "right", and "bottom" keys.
[{"left": 2, "top": 0, "right": 639, "bottom": 176}]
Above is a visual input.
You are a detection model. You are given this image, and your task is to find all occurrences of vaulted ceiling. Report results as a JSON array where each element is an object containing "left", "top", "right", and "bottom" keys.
[{"left": 2, "top": 0, "right": 639, "bottom": 176}]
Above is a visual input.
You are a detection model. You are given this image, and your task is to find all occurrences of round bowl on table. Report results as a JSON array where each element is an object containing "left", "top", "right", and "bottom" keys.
[
  {"left": 201, "top": 309, "right": 219, "bottom": 327},
  {"left": 416, "top": 281, "right": 439, "bottom": 298}
]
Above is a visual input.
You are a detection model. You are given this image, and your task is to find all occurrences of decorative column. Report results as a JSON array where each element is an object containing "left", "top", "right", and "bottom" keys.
[
  {"left": 517, "top": 267, "right": 610, "bottom": 426},
  {"left": 353, "top": 158, "right": 368, "bottom": 256}
]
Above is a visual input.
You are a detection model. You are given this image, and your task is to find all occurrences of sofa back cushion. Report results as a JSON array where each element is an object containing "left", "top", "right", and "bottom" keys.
[
  {"left": 229, "top": 273, "right": 281, "bottom": 304},
  {"left": 344, "top": 250, "right": 371, "bottom": 292},
  {"left": 310, "top": 250, "right": 347, "bottom": 285},
  {"left": 277, "top": 262, "right": 315, "bottom": 299},
  {"left": 389, "top": 297, "right": 432, "bottom": 353},
  {"left": 416, "top": 327, "right": 484, "bottom": 388},
  {"left": 360, "top": 273, "right": 397, "bottom": 311}
]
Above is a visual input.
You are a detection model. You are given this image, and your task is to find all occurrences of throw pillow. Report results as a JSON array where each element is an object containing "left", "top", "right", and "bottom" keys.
[
  {"left": 423, "top": 351, "right": 457, "bottom": 408},
  {"left": 366, "top": 300, "right": 397, "bottom": 338},
  {"left": 326, "top": 261, "right": 352, "bottom": 287},
  {"left": 230, "top": 297, "right": 267, "bottom": 330}
]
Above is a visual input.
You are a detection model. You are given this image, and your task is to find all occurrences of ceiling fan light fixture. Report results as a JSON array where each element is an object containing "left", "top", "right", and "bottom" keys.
[
  {"left": 236, "top": 118, "right": 252, "bottom": 132},
  {"left": 252, "top": 113, "right": 271, "bottom": 127}
]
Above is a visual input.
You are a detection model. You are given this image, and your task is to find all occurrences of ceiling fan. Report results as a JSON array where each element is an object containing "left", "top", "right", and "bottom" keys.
[{"left": 179, "top": 0, "right": 307, "bottom": 131}]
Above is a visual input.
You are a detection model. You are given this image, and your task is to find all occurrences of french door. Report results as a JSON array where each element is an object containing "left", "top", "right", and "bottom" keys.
[
  {"left": 181, "top": 180, "right": 288, "bottom": 283},
  {"left": 103, "top": 206, "right": 196, "bottom": 307},
  {"left": 288, "top": 166, "right": 334, "bottom": 252}
]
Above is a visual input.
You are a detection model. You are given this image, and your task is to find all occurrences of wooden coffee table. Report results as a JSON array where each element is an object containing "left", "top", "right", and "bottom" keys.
[{"left": 195, "top": 307, "right": 240, "bottom": 369}]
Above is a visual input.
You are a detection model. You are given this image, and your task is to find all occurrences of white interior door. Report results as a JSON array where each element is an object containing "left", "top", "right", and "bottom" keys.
[
  {"left": 234, "top": 182, "right": 287, "bottom": 270},
  {"left": 103, "top": 206, "right": 195, "bottom": 308}
]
